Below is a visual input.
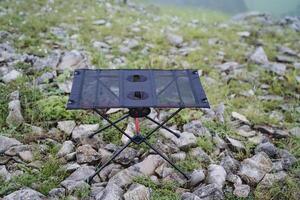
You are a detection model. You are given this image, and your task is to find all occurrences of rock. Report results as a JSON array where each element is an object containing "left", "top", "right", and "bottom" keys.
[
  {"left": 290, "top": 127, "right": 300, "bottom": 138},
  {"left": 225, "top": 136, "right": 245, "bottom": 152},
  {"left": 57, "top": 80, "right": 72, "bottom": 93},
  {"left": 18, "top": 151, "right": 33, "bottom": 162},
  {"left": 115, "top": 147, "right": 137, "bottom": 165},
  {"left": 190, "top": 147, "right": 212, "bottom": 164},
  {"left": 231, "top": 112, "right": 250, "bottom": 124},
  {"left": 276, "top": 55, "right": 296, "bottom": 63},
  {"left": 171, "top": 132, "right": 197, "bottom": 150},
  {"left": 62, "top": 180, "right": 90, "bottom": 194},
  {"left": 238, "top": 152, "right": 272, "bottom": 185},
  {"left": 57, "top": 141, "right": 75, "bottom": 158},
  {"left": 254, "top": 125, "right": 274, "bottom": 134},
  {"left": 181, "top": 192, "right": 201, "bottom": 200},
  {"left": 95, "top": 183, "right": 123, "bottom": 200},
  {"left": 2, "top": 70, "right": 22, "bottom": 83},
  {"left": 5, "top": 145, "right": 31, "bottom": 156},
  {"left": 36, "top": 72, "right": 55, "bottom": 84},
  {"left": 273, "top": 129, "right": 289, "bottom": 139},
  {"left": 166, "top": 33, "right": 183, "bottom": 47},
  {"left": 170, "top": 152, "right": 186, "bottom": 161},
  {"left": 6, "top": 99, "right": 24, "bottom": 127},
  {"left": 227, "top": 174, "right": 242, "bottom": 185},
  {"left": 258, "top": 95, "right": 283, "bottom": 101},
  {"left": 63, "top": 163, "right": 81, "bottom": 173},
  {"left": 193, "top": 184, "right": 224, "bottom": 200},
  {"left": 206, "top": 164, "right": 227, "bottom": 189},
  {"left": 271, "top": 161, "right": 284, "bottom": 172},
  {"left": 57, "top": 120, "right": 76, "bottom": 136},
  {"left": 76, "top": 144, "right": 101, "bottom": 164},
  {"left": 249, "top": 46, "right": 269, "bottom": 65},
  {"left": 233, "top": 184, "right": 250, "bottom": 198},
  {"left": 48, "top": 187, "right": 66, "bottom": 199},
  {"left": 213, "top": 134, "right": 227, "bottom": 149},
  {"left": 183, "top": 120, "right": 209, "bottom": 137},
  {"left": 33, "top": 50, "right": 61, "bottom": 71},
  {"left": 93, "top": 41, "right": 111, "bottom": 53},
  {"left": 3, "top": 188, "right": 45, "bottom": 200},
  {"left": 0, "top": 165, "right": 11, "bottom": 181},
  {"left": 215, "top": 62, "right": 240, "bottom": 72},
  {"left": 277, "top": 46, "right": 298, "bottom": 57},
  {"left": 123, "top": 39, "right": 139, "bottom": 49},
  {"left": 220, "top": 155, "right": 240, "bottom": 174},
  {"left": 0, "top": 136, "right": 22, "bottom": 154},
  {"left": 237, "top": 31, "right": 251, "bottom": 37},
  {"left": 258, "top": 171, "right": 287, "bottom": 188},
  {"left": 93, "top": 19, "right": 107, "bottom": 25},
  {"left": 71, "top": 124, "right": 99, "bottom": 142},
  {"left": 57, "top": 50, "right": 85, "bottom": 71},
  {"left": 237, "top": 127, "right": 256, "bottom": 138},
  {"left": 278, "top": 149, "right": 296, "bottom": 170},
  {"left": 107, "top": 169, "right": 138, "bottom": 188},
  {"left": 264, "top": 62, "right": 286, "bottom": 76},
  {"left": 64, "top": 165, "right": 95, "bottom": 182},
  {"left": 121, "top": 122, "right": 135, "bottom": 145},
  {"left": 132, "top": 155, "right": 164, "bottom": 176},
  {"left": 123, "top": 183, "right": 151, "bottom": 200},
  {"left": 255, "top": 142, "right": 278, "bottom": 158},
  {"left": 190, "top": 169, "right": 205, "bottom": 187}
]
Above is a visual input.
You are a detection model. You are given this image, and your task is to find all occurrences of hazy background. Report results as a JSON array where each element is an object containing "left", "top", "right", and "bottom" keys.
[{"left": 143, "top": 0, "right": 300, "bottom": 16}]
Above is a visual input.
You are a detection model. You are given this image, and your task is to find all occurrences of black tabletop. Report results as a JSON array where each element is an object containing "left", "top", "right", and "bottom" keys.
[{"left": 67, "top": 69, "right": 210, "bottom": 109}]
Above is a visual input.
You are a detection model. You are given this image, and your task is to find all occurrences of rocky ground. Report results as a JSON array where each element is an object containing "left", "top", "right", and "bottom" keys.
[{"left": 0, "top": 0, "right": 300, "bottom": 200}]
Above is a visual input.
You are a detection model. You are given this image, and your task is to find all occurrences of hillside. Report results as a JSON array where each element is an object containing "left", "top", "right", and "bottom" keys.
[{"left": 0, "top": 0, "right": 299, "bottom": 199}]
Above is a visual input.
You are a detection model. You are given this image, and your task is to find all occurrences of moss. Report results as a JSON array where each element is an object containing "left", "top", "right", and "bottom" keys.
[{"left": 197, "top": 136, "right": 214, "bottom": 154}]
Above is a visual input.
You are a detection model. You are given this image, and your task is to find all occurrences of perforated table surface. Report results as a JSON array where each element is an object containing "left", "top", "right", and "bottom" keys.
[{"left": 67, "top": 69, "right": 210, "bottom": 109}]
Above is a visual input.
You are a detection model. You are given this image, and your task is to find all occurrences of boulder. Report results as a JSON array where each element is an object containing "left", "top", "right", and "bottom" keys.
[
  {"left": 171, "top": 132, "right": 197, "bottom": 150},
  {"left": 123, "top": 183, "right": 151, "bottom": 200},
  {"left": 57, "top": 50, "right": 86, "bottom": 71},
  {"left": 18, "top": 150, "right": 34, "bottom": 162},
  {"left": 249, "top": 46, "right": 269, "bottom": 65},
  {"left": 206, "top": 164, "right": 227, "bottom": 189},
  {"left": 238, "top": 152, "right": 272, "bottom": 185},
  {"left": 258, "top": 171, "right": 287, "bottom": 188},
  {"left": 95, "top": 183, "right": 123, "bottom": 200},
  {"left": 233, "top": 184, "right": 250, "bottom": 198},
  {"left": 0, "top": 136, "right": 22, "bottom": 154},
  {"left": 0, "top": 165, "right": 11, "bottom": 181},
  {"left": 190, "top": 169, "right": 205, "bottom": 187},
  {"left": 132, "top": 155, "right": 164, "bottom": 176},
  {"left": 115, "top": 147, "right": 138, "bottom": 165},
  {"left": 3, "top": 188, "right": 45, "bottom": 200},
  {"left": 57, "top": 141, "right": 75, "bottom": 158},
  {"left": 76, "top": 144, "right": 101, "bottom": 164},
  {"left": 193, "top": 184, "right": 224, "bottom": 200},
  {"left": 6, "top": 100, "right": 24, "bottom": 127},
  {"left": 2, "top": 70, "right": 22, "bottom": 83},
  {"left": 71, "top": 124, "right": 99, "bottom": 142},
  {"left": 255, "top": 142, "right": 278, "bottom": 158},
  {"left": 57, "top": 121, "right": 76, "bottom": 136}
]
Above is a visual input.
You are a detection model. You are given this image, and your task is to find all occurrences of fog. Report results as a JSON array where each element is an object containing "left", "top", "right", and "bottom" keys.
[{"left": 145, "top": 0, "right": 300, "bottom": 16}]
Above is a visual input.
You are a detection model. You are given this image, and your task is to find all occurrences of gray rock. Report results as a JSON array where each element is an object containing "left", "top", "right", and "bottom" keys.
[
  {"left": 258, "top": 171, "right": 287, "bottom": 188},
  {"left": 220, "top": 155, "right": 240, "bottom": 174},
  {"left": 255, "top": 142, "right": 278, "bottom": 158},
  {"left": 18, "top": 150, "right": 33, "bottom": 162},
  {"left": 0, "top": 165, "right": 11, "bottom": 181},
  {"left": 190, "top": 147, "right": 212, "bottom": 164},
  {"left": 123, "top": 183, "right": 151, "bottom": 200},
  {"left": 225, "top": 136, "right": 245, "bottom": 152},
  {"left": 238, "top": 152, "right": 272, "bottom": 185},
  {"left": 115, "top": 147, "right": 137, "bottom": 165},
  {"left": 181, "top": 192, "right": 201, "bottom": 200},
  {"left": 36, "top": 72, "right": 55, "bottom": 84},
  {"left": 170, "top": 152, "right": 186, "bottom": 161},
  {"left": 276, "top": 55, "right": 296, "bottom": 63},
  {"left": 33, "top": 50, "right": 61, "bottom": 71},
  {"left": 273, "top": 129, "right": 289, "bottom": 139},
  {"left": 95, "top": 183, "right": 123, "bottom": 200},
  {"left": 5, "top": 145, "right": 31, "bottom": 156},
  {"left": 123, "top": 39, "right": 139, "bottom": 49},
  {"left": 57, "top": 50, "right": 86, "bottom": 71},
  {"left": 6, "top": 100, "right": 24, "bottom": 127},
  {"left": 264, "top": 62, "right": 286, "bottom": 76},
  {"left": 57, "top": 141, "right": 75, "bottom": 158},
  {"left": 249, "top": 46, "right": 269, "bottom": 65},
  {"left": 215, "top": 62, "right": 239, "bottom": 72},
  {"left": 132, "top": 155, "right": 164, "bottom": 176},
  {"left": 290, "top": 127, "right": 300, "bottom": 138},
  {"left": 166, "top": 33, "right": 183, "bottom": 47},
  {"left": 257, "top": 95, "right": 283, "bottom": 101},
  {"left": 93, "top": 19, "right": 107, "bottom": 25},
  {"left": 206, "top": 164, "right": 227, "bottom": 189},
  {"left": 183, "top": 120, "right": 210, "bottom": 137},
  {"left": 64, "top": 165, "right": 95, "bottom": 182},
  {"left": 63, "top": 163, "right": 81, "bottom": 173},
  {"left": 278, "top": 149, "right": 297, "bottom": 170},
  {"left": 190, "top": 169, "right": 205, "bottom": 187},
  {"left": 71, "top": 124, "right": 99, "bottom": 142},
  {"left": 3, "top": 188, "right": 45, "bottom": 200},
  {"left": 226, "top": 174, "right": 242, "bottom": 185},
  {"left": 57, "top": 120, "right": 76, "bottom": 136},
  {"left": 48, "top": 187, "right": 66, "bottom": 199},
  {"left": 0, "top": 136, "right": 22, "bottom": 154},
  {"left": 107, "top": 169, "right": 138, "bottom": 188},
  {"left": 121, "top": 122, "right": 135, "bottom": 145},
  {"left": 93, "top": 41, "right": 111, "bottom": 52},
  {"left": 171, "top": 132, "right": 197, "bottom": 150},
  {"left": 271, "top": 161, "right": 284, "bottom": 172},
  {"left": 213, "top": 134, "right": 227, "bottom": 149},
  {"left": 76, "top": 144, "right": 101, "bottom": 164},
  {"left": 57, "top": 80, "right": 72, "bottom": 93},
  {"left": 193, "top": 183, "right": 224, "bottom": 200},
  {"left": 231, "top": 112, "right": 250, "bottom": 124},
  {"left": 2, "top": 70, "right": 22, "bottom": 83},
  {"left": 61, "top": 180, "right": 90, "bottom": 194},
  {"left": 233, "top": 184, "right": 250, "bottom": 198},
  {"left": 277, "top": 46, "right": 298, "bottom": 57}
]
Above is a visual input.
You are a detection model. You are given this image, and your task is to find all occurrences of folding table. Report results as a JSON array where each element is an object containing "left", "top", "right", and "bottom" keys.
[{"left": 67, "top": 69, "right": 210, "bottom": 183}]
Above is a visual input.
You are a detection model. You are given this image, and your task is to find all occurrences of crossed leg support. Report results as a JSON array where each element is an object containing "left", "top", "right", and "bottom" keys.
[{"left": 86, "top": 108, "right": 189, "bottom": 183}]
